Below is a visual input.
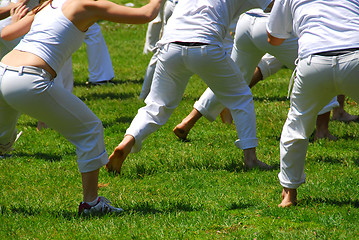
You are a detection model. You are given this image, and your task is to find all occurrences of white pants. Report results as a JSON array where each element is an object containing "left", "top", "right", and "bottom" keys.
[
  {"left": 195, "top": 12, "right": 338, "bottom": 121},
  {"left": 127, "top": 43, "right": 258, "bottom": 152},
  {"left": 85, "top": 23, "right": 115, "bottom": 83},
  {"left": 0, "top": 64, "right": 108, "bottom": 173},
  {"left": 55, "top": 58, "right": 74, "bottom": 92},
  {"left": 279, "top": 51, "right": 359, "bottom": 189}
]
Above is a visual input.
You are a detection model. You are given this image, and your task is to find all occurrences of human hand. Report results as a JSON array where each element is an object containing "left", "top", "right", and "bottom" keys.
[{"left": 10, "top": 3, "right": 29, "bottom": 23}]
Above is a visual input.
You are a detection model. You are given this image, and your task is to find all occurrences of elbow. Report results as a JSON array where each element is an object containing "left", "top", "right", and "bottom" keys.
[
  {"left": 1, "top": 31, "right": 12, "bottom": 41},
  {"left": 140, "top": 9, "right": 159, "bottom": 23},
  {"left": 267, "top": 31, "right": 285, "bottom": 46}
]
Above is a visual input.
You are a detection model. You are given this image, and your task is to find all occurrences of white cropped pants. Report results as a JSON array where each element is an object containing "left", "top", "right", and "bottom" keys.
[
  {"left": 0, "top": 64, "right": 108, "bottom": 173},
  {"left": 279, "top": 51, "right": 359, "bottom": 188},
  {"left": 127, "top": 43, "right": 258, "bottom": 152}
]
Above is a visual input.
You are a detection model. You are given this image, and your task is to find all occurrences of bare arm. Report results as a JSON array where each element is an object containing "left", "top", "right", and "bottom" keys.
[
  {"left": 267, "top": 31, "right": 285, "bottom": 46},
  {"left": 63, "top": 0, "right": 163, "bottom": 32}
]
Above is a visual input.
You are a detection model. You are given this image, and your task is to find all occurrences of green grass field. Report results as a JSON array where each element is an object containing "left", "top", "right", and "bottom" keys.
[{"left": 1, "top": 1, "right": 359, "bottom": 239}]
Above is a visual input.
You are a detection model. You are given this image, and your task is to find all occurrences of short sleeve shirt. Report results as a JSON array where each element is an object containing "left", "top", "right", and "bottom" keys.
[{"left": 267, "top": 0, "right": 359, "bottom": 59}]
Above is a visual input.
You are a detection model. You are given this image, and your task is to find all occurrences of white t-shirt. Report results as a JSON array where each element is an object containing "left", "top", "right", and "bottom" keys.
[
  {"left": 267, "top": 0, "right": 359, "bottom": 59},
  {"left": 159, "top": 0, "right": 272, "bottom": 47}
]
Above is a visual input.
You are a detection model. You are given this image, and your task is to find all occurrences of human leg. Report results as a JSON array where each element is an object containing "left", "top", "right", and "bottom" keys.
[
  {"left": 85, "top": 23, "right": 115, "bottom": 84},
  {"left": 279, "top": 56, "right": 337, "bottom": 207},
  {"left": 173, "top": 14, "right": 266, "bottom": 139},
  {"left": 173, "top": 108, "right": 202, "bottom": 140},
  {"left": 332, "top": 94, "right": 358, "bottom": 122},
  {"left": 0, "top": 84, "right": 21, "bottom": 155},
  {"left": 0, "top": 66, "right": 117, "bottom": 212},
  {"left": 139, "top": 53, "right": 158, "bottom": 100},
  {"left": 109, "top": 43, "right": 193, "bottom": 173},
  {"left": 37, "top": 58, "right": 74, "bottom": 131},
  {"left": 190, "top": 45, "right": 269, "bottom": 169}
]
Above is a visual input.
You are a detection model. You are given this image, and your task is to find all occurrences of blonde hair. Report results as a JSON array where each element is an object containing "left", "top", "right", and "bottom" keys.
[{"left": 31, "top": 0, "right": 54, "bottom": 15}]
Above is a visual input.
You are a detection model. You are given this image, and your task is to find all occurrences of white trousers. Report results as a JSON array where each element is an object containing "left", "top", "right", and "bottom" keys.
[
  {"left": 85, "top": 23, "right": 115, "bottom": 83},
  {"left": 279, "top": 51, "right": 359, "bottom": 189},
  {"left": 127, "top": 43, "right": 258, "bottom": 152},
  {"left": 195, "top": 12, "right": 338, "bottom": 121},
  {"left": 0, "top": 64, "right": 108, "bottom": 173}
]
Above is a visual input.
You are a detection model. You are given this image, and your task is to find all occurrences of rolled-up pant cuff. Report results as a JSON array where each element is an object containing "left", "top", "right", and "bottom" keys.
[{"left": 234, "top": 138, "right": 258, "bottom": 150}]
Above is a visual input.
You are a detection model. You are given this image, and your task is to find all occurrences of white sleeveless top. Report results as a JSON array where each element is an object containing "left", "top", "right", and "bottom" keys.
[{"left": 15, "top": 0, "right": 86, "bottom": 73}]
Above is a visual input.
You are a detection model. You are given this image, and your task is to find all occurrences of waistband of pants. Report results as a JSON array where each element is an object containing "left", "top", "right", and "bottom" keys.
[
  {"left": 0, "top": 62, "right": 53, "bottom": 79},
  {"left": 314, "top": 48, "right": 359, "bottom": 56},
  {"left": 172, "top": 41, "right": 210, "bottom": 47}
]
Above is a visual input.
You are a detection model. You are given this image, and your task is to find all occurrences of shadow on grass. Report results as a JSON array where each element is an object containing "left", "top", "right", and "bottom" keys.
[
  {"left": 227, "top": 202, "right": 253, "bottom": 210},
  {"left": 300, "top": 196, "right": 359, "bottom": 208},
  {"left": 75, "top": 78, "right": 144, "bottom": 87},
  {"left": 102, "top": 116, "right": 134, "bottom": 127},
  {"left": 1, "top": 205, "right": 77, "bottom": 220},
  {"left": 130, "top": 201, "right": 200, "bottom": 215},
  {"left": 223, "top": 160, "right": 279, "bottom": 173},
  {"left": 78, "top": 92, "right": 135, "bottom": 101},
  {"left": 253, "top": 96, "right": 287, "bottom": 102},
  {"left": 13, "top": 152, "right": 62, "bottom": 162}
]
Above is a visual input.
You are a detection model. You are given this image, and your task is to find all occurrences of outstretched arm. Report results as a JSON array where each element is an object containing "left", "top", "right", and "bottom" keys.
[{"left": 63, "top": 0, "right": 163, "bottom": 32}]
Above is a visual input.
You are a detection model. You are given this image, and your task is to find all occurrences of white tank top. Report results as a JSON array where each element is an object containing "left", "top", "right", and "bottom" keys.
[{"left": 15, "top": 0, "right": 86, "bottom": 73}]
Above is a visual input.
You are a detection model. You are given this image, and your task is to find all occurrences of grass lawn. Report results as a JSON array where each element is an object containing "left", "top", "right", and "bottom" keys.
[{"left": 1, "top": 1, "right": 359, "bottom": 239}]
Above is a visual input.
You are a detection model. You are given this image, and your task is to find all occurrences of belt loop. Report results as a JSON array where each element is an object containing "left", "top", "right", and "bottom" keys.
[
  {"left": 332, "top": 56, "right": 338, "bottom": 67},
  {"left": 41, "top": 69, "right": 47, "bottom": 77},
  {"left": 201, "top": 45, "right": 207, "bottom": 56},
  {"left": 287, "top": 58, "right": 299, "bottom": 99},
  {"left": 18, "top": 66, "right": 23, "bottom": 76},
  {"left": 181, "top": 46, "right": 187, "bottom": 56},
  {"left": 307, "top": 55, "right": 312, "bottom": 65},
  {"left": 0, "top": 65, "right": 7, "bottom": 75}
]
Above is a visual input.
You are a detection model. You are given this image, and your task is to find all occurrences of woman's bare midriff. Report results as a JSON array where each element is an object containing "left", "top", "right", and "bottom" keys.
[{"left": 1, "top": 50, "right": 57, "bottom": 78}]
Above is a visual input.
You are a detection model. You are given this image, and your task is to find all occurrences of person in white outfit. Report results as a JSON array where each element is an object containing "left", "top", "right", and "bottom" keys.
[
  {"left": 140, "top": 0, "right": 237, "bottom": 102},
  {"left": 0, "top": 0, "right": 162, "bottom": 215},
  {"left": 267, "top": 0, "right": 359, "bottom": 207},
  {"left": 107, "top": 0, "right": 274, "bottom": 174},
  {"left": 173, "top": 9, "right": 341, "bottom": 142}
]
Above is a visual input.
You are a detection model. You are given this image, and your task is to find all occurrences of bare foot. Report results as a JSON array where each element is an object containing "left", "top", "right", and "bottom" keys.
[
  {"left": 243, "top": 148, "right": 272, "bottom": 170},
  {"left": 173, "top": 109, "right": 202, "bottom": 141},
  {"left": 220, "top": 108, "right": 233, "bottom": 124},
  {"left": 106, "top": 135, "right": 135, "bottom": 174},
  {"left": 173, "top": 124, "right": 190, "bottom": 141},
  {"left": 314, "top": 131, "right": 337, "bottom": 141},
  {"left": 244, "top": 158, "right": 272, "bottom": 170},
  {"left": 332, "top": 110, "right": 358, "bottom": 122},
  {"left": 37, "top": 121, "right": 48, "bottom": 131},
  {"left": 278, "top": 188, "right": 297, "bottom": 207}
]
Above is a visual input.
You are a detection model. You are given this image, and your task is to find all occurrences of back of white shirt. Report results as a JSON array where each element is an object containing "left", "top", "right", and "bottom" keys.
[
  {"left": 159, "top": 0, "right": 272, "bottom": 47},
  {"left": 267, "top": 0, "right": 359, "bottom": 59}
]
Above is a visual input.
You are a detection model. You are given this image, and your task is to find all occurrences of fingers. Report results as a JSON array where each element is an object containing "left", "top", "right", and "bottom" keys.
[{"left": 10, "top": 4, "right": 29, "bottom": 23}]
